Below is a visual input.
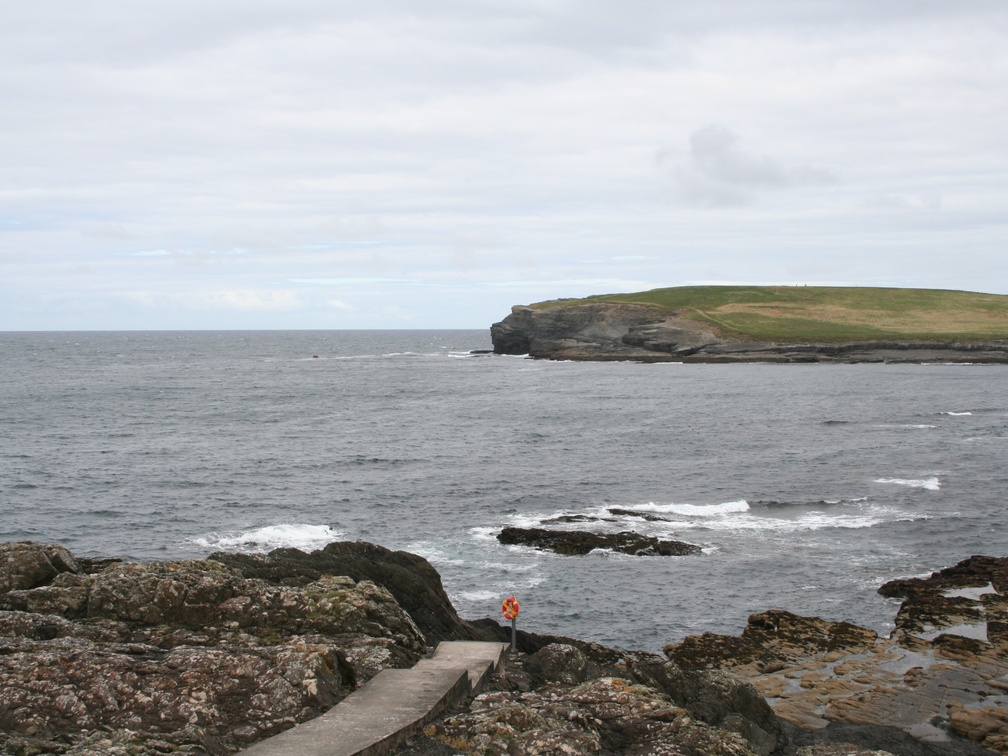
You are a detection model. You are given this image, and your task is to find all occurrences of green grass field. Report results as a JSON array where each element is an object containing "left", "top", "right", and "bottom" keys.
[{"left": 532, "top": 286, "right": 1008, "bottom": 343}]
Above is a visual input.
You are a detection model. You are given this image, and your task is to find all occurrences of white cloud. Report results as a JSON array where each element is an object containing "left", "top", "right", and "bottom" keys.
[
  {"left": 1, "top": 2, "right": 1007, "bottom": 329},
  {"left": 201, "top": 290, "right": 304, "bottom": 312}
]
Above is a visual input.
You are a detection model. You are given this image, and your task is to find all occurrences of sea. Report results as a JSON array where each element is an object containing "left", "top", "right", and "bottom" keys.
[{"left": 2, "top": 330, "right": 1006, "bottom": 652}]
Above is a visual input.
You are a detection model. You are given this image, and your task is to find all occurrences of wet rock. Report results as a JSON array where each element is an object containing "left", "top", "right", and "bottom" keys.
[
  {"left": 607, "top": 507, "right": 671, "bottom": 522},
  {"left": 496, "top": 527, "right": 702, "bottom": 556},
  {"left": 664, "top": 557, "right": 1008, "bottom": 755},
  {"left": 665, "top": 610, "right": 878, "bottom": 671},
  {"left": 539, "top": 514, "right": 610, "bottom": 524},
  {"left": 879, "top": 555, "right": 1008, "bottom": 638}
]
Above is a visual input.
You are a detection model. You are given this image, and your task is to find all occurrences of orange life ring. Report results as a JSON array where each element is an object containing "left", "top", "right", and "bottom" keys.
[{"left": 501, "top": 596, "right": 520, "bottom": 620}]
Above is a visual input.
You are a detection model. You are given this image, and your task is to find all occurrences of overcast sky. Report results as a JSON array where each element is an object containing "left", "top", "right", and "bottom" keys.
[{"left": 2, "top": 1, "right": 1007, "bottom": 330}]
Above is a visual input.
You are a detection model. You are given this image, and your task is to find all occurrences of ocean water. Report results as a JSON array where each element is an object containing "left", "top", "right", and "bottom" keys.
[{"left": 2, "top": 330, "right": 1006, "bottom": 652}]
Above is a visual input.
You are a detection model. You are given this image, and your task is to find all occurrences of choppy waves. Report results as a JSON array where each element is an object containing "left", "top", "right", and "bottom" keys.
[
  {"left": 496, "top": 495, "right": 904, "bottom": 539},
  {"left": 190, "top": 524, "right": 344, "bottom": 553},
  {"left": 874, "top": 476, "right": 941, "bottom": 491}
]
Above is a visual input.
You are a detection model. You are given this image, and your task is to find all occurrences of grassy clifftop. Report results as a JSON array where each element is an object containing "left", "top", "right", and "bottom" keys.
[{"left": 531, "top": 286, "right": 1008, "bottom": 343}]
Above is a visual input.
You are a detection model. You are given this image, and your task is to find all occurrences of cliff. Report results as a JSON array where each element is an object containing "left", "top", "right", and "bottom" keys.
[{"left": 490, "top": 287, "right": 1008, "bottom": 363}]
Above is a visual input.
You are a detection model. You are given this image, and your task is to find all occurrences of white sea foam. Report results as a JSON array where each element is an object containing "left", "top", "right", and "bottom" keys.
[
  {"left": 453, "top": 589, "right": 499, "bottom": 602},
  {"left": 190, "top": 524, "right": 343, "bottom": 553},
  {"left": 405, "top": 542, "right": 466, "bottom": 567},
  {"left": 470, "top": 526, "right": 505, "bottom": 540},
  {"left": 497, "top": 496, "right": 903, "bottom": 539},
  {"left": 875, "top": 477, "right": 941, "bottom": 491},
  {"left": 943, "top": 411, "right": 973, "bottom": 416},
  {"left": 634, "top": 500, "right": 751, "bottom": 517},
  {"left": 695, "top": 512, "right": 886, "bottom": 533}
]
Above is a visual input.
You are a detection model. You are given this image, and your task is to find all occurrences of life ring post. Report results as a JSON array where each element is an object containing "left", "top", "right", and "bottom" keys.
[{"left": 501, "top": 596, "right": 520, "bottom": 652}]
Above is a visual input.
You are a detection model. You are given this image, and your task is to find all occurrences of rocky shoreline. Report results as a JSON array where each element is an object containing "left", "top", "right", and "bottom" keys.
[
  {"left": 490, "top": 302, "right": 1008, "bottom": 363},
  {"left": 2, "top": 540, "right": 1005, "bottom": 755}
]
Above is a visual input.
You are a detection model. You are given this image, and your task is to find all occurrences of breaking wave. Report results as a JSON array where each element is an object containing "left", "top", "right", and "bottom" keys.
[
  {"left": 874, "top": 477, "right": 941, "bottom": 491},
  {"left": 190, "top": 523, "right": 344, "bottom": 553}
]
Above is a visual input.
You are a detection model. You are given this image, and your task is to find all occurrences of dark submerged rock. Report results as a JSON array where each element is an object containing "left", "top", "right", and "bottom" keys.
[
  {"left": 497, "top": 526, "right": 702, "bottom": 556},
  {"left": 608, "top": 507, "right": 672, "bottom": 522}
]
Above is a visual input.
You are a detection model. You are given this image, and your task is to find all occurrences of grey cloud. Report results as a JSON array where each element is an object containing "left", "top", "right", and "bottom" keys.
[
  {"left": 671, "top": 125, "right": 839, "bottom": 207},
  {"left": 1, "top": 2, "right": 1007, "bottom": 329}
]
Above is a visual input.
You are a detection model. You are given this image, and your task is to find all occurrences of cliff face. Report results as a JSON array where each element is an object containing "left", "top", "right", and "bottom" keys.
[
  {"left": 490, "top": 302, "right": 1008, "bottom": 363},
  {"left": 490, "top": 302, "right": 722, "bottom": 361}
]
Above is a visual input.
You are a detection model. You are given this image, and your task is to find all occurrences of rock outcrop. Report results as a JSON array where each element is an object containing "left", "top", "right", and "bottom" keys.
[
  {"left": 490, "top": 302, "right": 1008, "bottom": 363},
  {"left": 0, "top": 541, "right": 425, "bottom": 755},
  {"left": 420, "top": 644, "right": 789, "bottom": 756},
  {"left": 663, "top": 555, "right": 1008, "bottom": 755},
  {"left": 4, "top": 541, "right": 1006, "bottom": 755},
  {"left": 209, "top": 541, "right": 478, "bottom": 645},
  {"left": 497, "top": 526, "right": 702, "bottom": 556}
]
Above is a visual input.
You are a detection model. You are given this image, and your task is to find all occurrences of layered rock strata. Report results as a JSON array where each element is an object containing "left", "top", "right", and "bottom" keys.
[{"left": 490, "top": 303, "right": 1008, "bottom": 363}]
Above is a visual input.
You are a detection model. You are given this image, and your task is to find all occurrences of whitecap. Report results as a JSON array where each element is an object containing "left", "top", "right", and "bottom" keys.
[
  {"left": 633, "top": 499, "right": 751, "bottom": 517},
  {"left": 452, "top": 589, "right": 500, "bottom": 602},
  {"left": 190, "top": 523, "right": 343, "bottom": 553},
  {"left": 942, "top": 411, "right": 973, "bottom": 416},
  {"left": 469, "top": 526, "right": 504, "bottom": 541},
  {"left": 875, "top": 477, "right": 941, "bottom": 491}
]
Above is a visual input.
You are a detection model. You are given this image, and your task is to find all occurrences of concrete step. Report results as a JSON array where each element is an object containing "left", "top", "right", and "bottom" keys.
[{"left": 239, "top": 641, "right": 508, "bottom": 756}]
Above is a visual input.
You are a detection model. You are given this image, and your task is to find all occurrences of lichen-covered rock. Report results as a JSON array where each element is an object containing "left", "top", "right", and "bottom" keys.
[
  {"left": 0, "top": 557, "right": 426, "bottom": 652},
  {"left": 628, "top": 658, "right": 787, "bottom": 756},
  {"left": 210, "top": 541, "right": 474, "bottom": 644},
  {"left": 524, "top": 642, "right": 600, "bottom": 687},
  {"left": 0, "top": 630, "right": 353, "bottom": 753},
  {"left": 0, "top": 541, "right": 80, "bottom": 593},
  {"left": 0, "top": 542, "right": 430, "bottom": 755},
  {"left": 426, "top": 676, "right": 762, "bottom": 755}
]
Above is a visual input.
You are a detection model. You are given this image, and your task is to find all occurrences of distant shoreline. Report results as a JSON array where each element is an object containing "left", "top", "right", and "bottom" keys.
[{"left": 490, "top": 286, "right": 1008, "bottom": 363}]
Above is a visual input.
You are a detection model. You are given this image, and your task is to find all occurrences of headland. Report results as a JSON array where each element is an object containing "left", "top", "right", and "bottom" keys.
[{"left": 490, "top": 286, "right": 1008, "bottom": 362}]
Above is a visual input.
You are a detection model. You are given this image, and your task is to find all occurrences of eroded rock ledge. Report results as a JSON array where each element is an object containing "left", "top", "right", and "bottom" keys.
[
  {"left": 490, "top": 303, "right": 1008, "bottom": 363},
  {"left": 663, "top": 555, "right": 1008, "bottom": 755}
]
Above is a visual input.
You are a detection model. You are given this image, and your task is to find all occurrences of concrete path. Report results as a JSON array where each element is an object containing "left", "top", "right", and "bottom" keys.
[{"left": 239, "top": 641, "right": 508, "bottom": 756}]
